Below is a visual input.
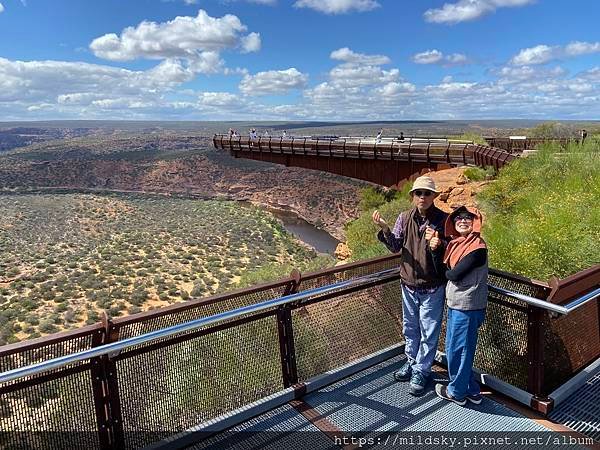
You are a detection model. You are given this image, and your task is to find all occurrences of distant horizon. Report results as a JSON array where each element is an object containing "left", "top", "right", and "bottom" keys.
[{"left": 2, "top": 118, "right": 599, "bottom": 126}]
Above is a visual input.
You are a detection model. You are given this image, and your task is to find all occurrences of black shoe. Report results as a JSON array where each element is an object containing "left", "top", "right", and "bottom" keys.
[
  {"left": 409, "top": 371, "right": 428, "bottom": 396},
  {"left": 393, "top": 360, "right": 412, "bottom": 382}
]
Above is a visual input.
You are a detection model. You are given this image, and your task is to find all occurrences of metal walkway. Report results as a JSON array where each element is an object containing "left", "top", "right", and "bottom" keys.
[
  {"left": 550, "top": 371, "right": 600, "bottom": 441},
  {"left": 177, "top": 356, "right": 590, "bottom": 449}
]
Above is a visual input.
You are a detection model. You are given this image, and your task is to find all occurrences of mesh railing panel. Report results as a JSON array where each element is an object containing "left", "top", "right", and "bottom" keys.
[
  {"left": 113, "top": 285, "right": 291, "bottom": 342},
  {"left": 543, "top": 300, "right": 600, "bottom": 394},
  {"left": 0, "top": 373, "right": 99, "bottom": 449},
  {"left": 115, "top": 314, "right": 283, "bottom": 450},
  {"left": 0, "top": 326, "right": 100, "bottom": 380},
  {"left": 297, "top": 257, "right": 400, "bottom": 294},
  {"left": 0, "top": 327, "right": 102, "bottom": 449},
  {"left": 472, "top": 293, "right": 529, "bottom": 389},
  {"left": 437, "top": 272, "right": 537, "bottom": 390},
  {"left": 472, "top": 272, "right": 540, "bottom": 390},
  {"left": 293, "top": 279, "right": 403, "bottom": 381}
]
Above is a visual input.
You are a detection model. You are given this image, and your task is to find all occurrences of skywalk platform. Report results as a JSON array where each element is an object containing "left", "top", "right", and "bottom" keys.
[{"left": 162, "top": 356, "right": 594, "bottom": 450}]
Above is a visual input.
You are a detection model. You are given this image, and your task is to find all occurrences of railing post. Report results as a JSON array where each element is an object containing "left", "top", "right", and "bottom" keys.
[
  {"left": 527, "top": 305, "right": 552, "bottom": 414},
  {"left": 91, "top": 312, "right": 126, "bottom": 449},
  {"left": 91, "top": 327, "right": 112, "bottom": 450},
  {"left": 277, "top": 270, "right": 301, "bottom": 388}
]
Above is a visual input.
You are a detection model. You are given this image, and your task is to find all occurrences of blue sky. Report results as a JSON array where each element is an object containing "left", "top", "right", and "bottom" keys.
[{"left": 1, "top": 0, "right": 599, "bottom": 120}]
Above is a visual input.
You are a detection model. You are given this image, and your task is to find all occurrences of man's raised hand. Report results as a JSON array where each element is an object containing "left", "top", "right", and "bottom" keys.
[{"left": 372, "top": 210, "right": 389, "bottom": 233}]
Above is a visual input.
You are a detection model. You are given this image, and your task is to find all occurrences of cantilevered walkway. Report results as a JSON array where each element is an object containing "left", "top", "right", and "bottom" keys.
[
  {"left": 212, "top": 135, "right": 517, "bottom": 187},
  {"left": 170, "top": 354, "right": 593, "bottom": 450}
]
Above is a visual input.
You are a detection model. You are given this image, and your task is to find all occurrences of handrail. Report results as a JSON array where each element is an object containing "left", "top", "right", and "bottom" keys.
[
  {"left": 1, "top": 269, "right": 597, "bottom": 384},
  {"left": 0, "top": 268, "right": 401, "bottom": 384},
  {"left": 489, "top": 285, "right": 600, "bottom": 315}
]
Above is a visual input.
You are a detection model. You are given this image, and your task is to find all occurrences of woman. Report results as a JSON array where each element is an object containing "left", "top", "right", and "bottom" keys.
[{"left": 431, "top": 205, "right": 488, "bottom": 406}]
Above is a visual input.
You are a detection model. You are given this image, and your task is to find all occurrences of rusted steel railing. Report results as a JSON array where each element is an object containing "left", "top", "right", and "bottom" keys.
[
  {"left": 483, "top": 137, "right": 579, "bottom": 152},
  {"left": 0, "top": 255, "right": 598, "bottom": 449}
]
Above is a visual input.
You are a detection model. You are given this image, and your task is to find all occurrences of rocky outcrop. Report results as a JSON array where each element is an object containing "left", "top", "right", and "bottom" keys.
[{"left": 427, "top": 167, "right": 490, "bottom": 214}]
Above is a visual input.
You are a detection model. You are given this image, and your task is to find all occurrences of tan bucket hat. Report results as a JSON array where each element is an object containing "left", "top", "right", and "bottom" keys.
[{"left": 409, "top": 175, "right": 440, "bottom": 194}]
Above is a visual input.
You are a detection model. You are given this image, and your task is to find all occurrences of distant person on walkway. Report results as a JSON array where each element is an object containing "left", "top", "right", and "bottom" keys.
[
  {"left": 282, "top": 130, "right": 287, "bottom": 138},
  {"left": 263, "top": 130, "right": 270, "bottom": 138},
  {"left": 397, "top": 132, "right": 405, "bottom": 156},
  {"left": 433, "top": 206, "right": 488, "bottom": 407},
  {"left": 581, "top": 129, "right": 588, "bottom": 144},
  {"left": 228, "top": 128, "right": 234, "bottom": 137},
  {"left": 372, "top": 176, "right": 448, "bottom": 396},
  {"left": 376, "top": 129, "right": 384, "bottom": 155}
]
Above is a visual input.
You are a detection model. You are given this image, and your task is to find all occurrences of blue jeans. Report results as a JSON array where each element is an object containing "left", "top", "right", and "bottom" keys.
[
  {"left": 446, "top": 308, "right": 486, "bottom": 400},
  {"left": 401, "top": 284, "right": 445, "bottom": 377}
]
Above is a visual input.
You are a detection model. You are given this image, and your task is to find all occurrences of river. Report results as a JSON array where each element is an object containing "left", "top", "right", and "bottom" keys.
[
  {"left": 237, "top": 202, "right": 340, "bottom": 255},
  {"left": 267, "top": 207, "right": 341, "bottom": 255}
]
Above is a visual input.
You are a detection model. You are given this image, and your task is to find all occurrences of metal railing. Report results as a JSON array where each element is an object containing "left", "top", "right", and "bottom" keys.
[
  {"left": 0, "top": 255, "right": 597, "bottom": 449},
  {"left": 2, "top": 273, "right": 598, "bottom": 386},
  {"left": 0, "top": 269, "right": 400, "bottom": 385},
  {"left": 489, "top": 285, "right": 600, "bottom": 315}
]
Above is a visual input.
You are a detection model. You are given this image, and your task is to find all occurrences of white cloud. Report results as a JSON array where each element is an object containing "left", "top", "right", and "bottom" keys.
[
  {"left": 330, "top": 47, "right": 390, "bottom": 65},
  {"left": 424, "top": 0, "right": 535, "bottom": 24},
  {"left": 412, "top": 50, "right": 443, "bottom": 64},
  {"left": 294, "top": 0, "right": 380, "bottom": 15},
  {"left": 565, "top": 41, "right": 600, "bottom": 57},
  {"left": 187, "top": 51, "right": 225, "bottom": 74},
  {"left": 510, "top": 45, "right": 556, "bottom": 65},
  {"left": 374, "top": 82, "right": 416, "bottom": 96},
  {"left": 183, "top": 0, "right": 198, "bottom": 4},
  {"left": 239, "top": 68, "right": 308, "bottom": 95},
  {"left": 198, "top": 92, "right": 240, "bottom": 106},
  {"left": 90, "top": 9, "right": 260, "bottom": 61},
  {"left": 0, "top": 3, "right": 4, "bottom": 13},
  {"left": 412, "top": 49, "right": 468, "bottom": 66},
  {"left": 0, "top": 57, "right": 191, "bottom": 106},
  {"left": 511, "top": 41, "right": 600, "bottom": 65},
  {"left": 329, "top": 64, "right": 399, "bottom": 88},
  {"left": 446, "top": 53, "right": 468, "bottom": 64},
  {"left": 240, "top": 32, "right": 261, "bottom": 53},
  {"left": 247, "top": 0, "right": 277, "bottom": 4}
]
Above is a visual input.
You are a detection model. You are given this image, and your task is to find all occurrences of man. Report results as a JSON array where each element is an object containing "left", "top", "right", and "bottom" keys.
[{"left": 372, "top": 175, "right": 448, "bottom": 396}]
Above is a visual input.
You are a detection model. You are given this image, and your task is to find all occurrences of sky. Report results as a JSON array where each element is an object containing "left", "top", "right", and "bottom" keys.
[{"left": 1, "top": 0, "right": 599, "bottom": 121}]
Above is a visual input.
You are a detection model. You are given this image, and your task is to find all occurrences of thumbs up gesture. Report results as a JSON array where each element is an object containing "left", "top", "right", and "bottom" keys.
[
  {"left": 429, "top": 230, "right": 441, "bottom": 251},
  {"left": 425, "top": 226, "right": 435, "bottom": 241}
]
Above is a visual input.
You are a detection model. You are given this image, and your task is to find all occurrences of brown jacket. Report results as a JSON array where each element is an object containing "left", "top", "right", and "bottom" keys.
[{"left": 378, "top": 205, "right": 448, "bottom": 289}]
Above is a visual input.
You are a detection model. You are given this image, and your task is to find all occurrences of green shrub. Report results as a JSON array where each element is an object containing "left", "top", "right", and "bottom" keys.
[
  {"left": 463, "top": 166, "right": 496, "bottom": 181},
  {"left": 478, "top": 140, "right": 600, "bottom": 279}
]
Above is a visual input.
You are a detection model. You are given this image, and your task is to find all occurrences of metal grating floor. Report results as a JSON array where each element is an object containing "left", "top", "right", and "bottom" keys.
[
  {"left": 183, "top": 356, "right": 590, "bottom": 449},
  {"left": 303, "top": 355, "right": 548, "bottom": 433},
  {"left": 185, "top": 403, "right": 337, "bottom": 450},
  {"left": 549, "top": 371, "right": 600, "bottom": 442}
]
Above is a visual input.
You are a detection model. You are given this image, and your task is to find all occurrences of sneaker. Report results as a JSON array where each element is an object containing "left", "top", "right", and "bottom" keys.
[
  {"left": 409, "top": 371, "right": 428, "bottom": 396},
  {"left": 466, "top": 393, "right": 483, "bottom": 405},
  {"left": 393, "top": 360, "right": 412, "bottom": 382},
  {"left": 435, "top": 384, "right": 466, "bottom": 406}
]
